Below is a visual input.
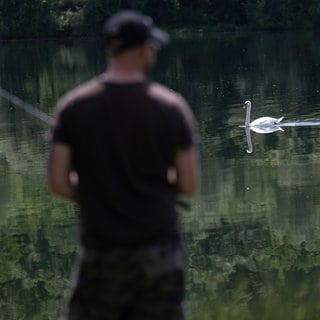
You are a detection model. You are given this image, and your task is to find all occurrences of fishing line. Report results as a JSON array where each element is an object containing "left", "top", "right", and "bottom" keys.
[{"left": 0, "top": 87, "right": 53, "bottom": 125}]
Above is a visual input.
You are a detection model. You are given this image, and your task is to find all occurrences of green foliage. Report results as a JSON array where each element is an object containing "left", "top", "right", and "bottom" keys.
[
  {"left": 0, "top": 0, "right": 320, "bottom": 39},
  {"left": 244, "top": 0, "right": 320, "bottom": 29},
  {"left": 0, "top": 0, "right": 57, "bottom": 38},
  {"left": 185, "top": 220, "right": 320, "bottom": 320}
]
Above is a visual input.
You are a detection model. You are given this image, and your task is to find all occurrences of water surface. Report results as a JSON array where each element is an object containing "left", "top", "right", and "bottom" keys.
[{"left": 1, "top": 31, "right": 320, "bottom": 319}]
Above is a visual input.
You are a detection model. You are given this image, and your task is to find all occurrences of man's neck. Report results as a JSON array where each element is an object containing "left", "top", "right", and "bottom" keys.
[
  {"left": 103, "top": 70, "right": 146, "bottom": 83},
  {"left": 104, "top": 58, "right": 147, "bottom": 83}
]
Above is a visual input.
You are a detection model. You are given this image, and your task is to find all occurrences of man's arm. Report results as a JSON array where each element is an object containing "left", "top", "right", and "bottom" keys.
[
  {"left": 47, "top": 143, "right": 78, "bottom": 202},
  {"left": 173, "top": 147, "right": 200, "bottom": 195}
]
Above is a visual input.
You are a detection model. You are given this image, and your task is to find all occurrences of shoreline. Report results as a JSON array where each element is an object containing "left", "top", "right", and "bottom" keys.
[{"left": 0, "top": 25, "right": 318, "bottom": 42}]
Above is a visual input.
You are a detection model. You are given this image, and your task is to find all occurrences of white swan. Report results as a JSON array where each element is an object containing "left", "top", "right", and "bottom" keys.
[{"left": 243, "top": 100, "right": 284, "bottom": 127}]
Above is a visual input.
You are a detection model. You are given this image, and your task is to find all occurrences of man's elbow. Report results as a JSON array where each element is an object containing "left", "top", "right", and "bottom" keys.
[
  {"left": 180, "top": 187, "right": 198, "bottom": 196},
  {"left": 47, "top": 176, "right": 60, "bottom": 196},
  {"left": 177, "top": 179, "right": 199, "bottom": 196},
  {"left": 47, "top": 173, "right": 66, "bottom": 197},
  {"left": 173, "top": 147, "right": 200, "bottom": 196}
]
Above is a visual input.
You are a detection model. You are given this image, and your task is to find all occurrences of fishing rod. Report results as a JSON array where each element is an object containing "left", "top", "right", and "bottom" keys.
[{"left": 0, "top": 87, "right": 53, "bottom": 125}]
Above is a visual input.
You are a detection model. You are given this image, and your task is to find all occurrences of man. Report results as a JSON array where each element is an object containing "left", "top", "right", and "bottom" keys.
[{"left": 48, "top": 10, "right": 200, "bottom": 320}]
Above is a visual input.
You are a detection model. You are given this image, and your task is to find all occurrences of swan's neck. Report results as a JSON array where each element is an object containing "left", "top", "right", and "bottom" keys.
[{"left": 245, "top": 105, "right": 251, "bottom": 126}]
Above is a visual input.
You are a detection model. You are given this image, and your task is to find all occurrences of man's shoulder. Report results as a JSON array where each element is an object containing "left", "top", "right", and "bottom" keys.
[
  {"left": 148, "top": 82, "right": 188, "bottom": 109},
  {"left": 56, "top": 76, "right": 105, "bottom": 112}
]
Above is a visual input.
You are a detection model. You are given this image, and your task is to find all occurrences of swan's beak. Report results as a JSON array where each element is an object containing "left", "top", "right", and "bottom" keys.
[{"left": 243, "top": 104, "right": 246, "bottom": 109}]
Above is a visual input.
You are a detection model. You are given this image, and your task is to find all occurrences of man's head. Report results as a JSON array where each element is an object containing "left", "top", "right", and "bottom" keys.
[{"left": 103, "top": 10, "right": 170, "bottom": 56}]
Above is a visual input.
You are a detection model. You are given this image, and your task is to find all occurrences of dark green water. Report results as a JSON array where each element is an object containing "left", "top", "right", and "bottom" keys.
[{"left": 2, "top": 31, "right": 320, "bottom": 319}]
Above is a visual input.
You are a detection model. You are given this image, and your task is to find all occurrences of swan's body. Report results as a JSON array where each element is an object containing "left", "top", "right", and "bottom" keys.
[
  {"left": 249, "top": 125, "right": 284, "bottom": 134},
  {"left": 243, "top": 100, "right": 283, "bottom": 128}
]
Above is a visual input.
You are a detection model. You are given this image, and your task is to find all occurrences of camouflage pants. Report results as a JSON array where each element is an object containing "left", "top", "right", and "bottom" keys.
[{"left": 60, "top": 243, "right": 187, "bottom": 320}]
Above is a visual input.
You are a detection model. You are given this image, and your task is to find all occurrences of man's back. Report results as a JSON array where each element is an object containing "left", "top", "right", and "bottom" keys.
[{"left": 53, "top": 75, "right": 197, "bottom": 250}]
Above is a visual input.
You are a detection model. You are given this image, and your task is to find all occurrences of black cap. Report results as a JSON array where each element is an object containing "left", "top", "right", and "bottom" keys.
[{"left": 103, "top": 10, "right": 170, "bottom": 54}]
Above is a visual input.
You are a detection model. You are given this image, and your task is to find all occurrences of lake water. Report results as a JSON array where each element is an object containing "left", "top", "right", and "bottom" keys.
[{"left": 1, "top": 31, "right": 320, "bottom": 319}]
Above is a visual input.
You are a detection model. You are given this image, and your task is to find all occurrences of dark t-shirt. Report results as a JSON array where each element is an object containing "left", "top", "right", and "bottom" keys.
[{"left": 52, "top": 74, "right": 198, "bottom": 250}]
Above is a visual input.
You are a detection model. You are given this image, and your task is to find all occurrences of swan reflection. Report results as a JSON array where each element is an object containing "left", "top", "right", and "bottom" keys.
[
  {"left": 244, "top": 125, "right": 283, "bottom": 153},
  {"left": 245, "top": 126, "right": 253, "bottom": 154}
]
